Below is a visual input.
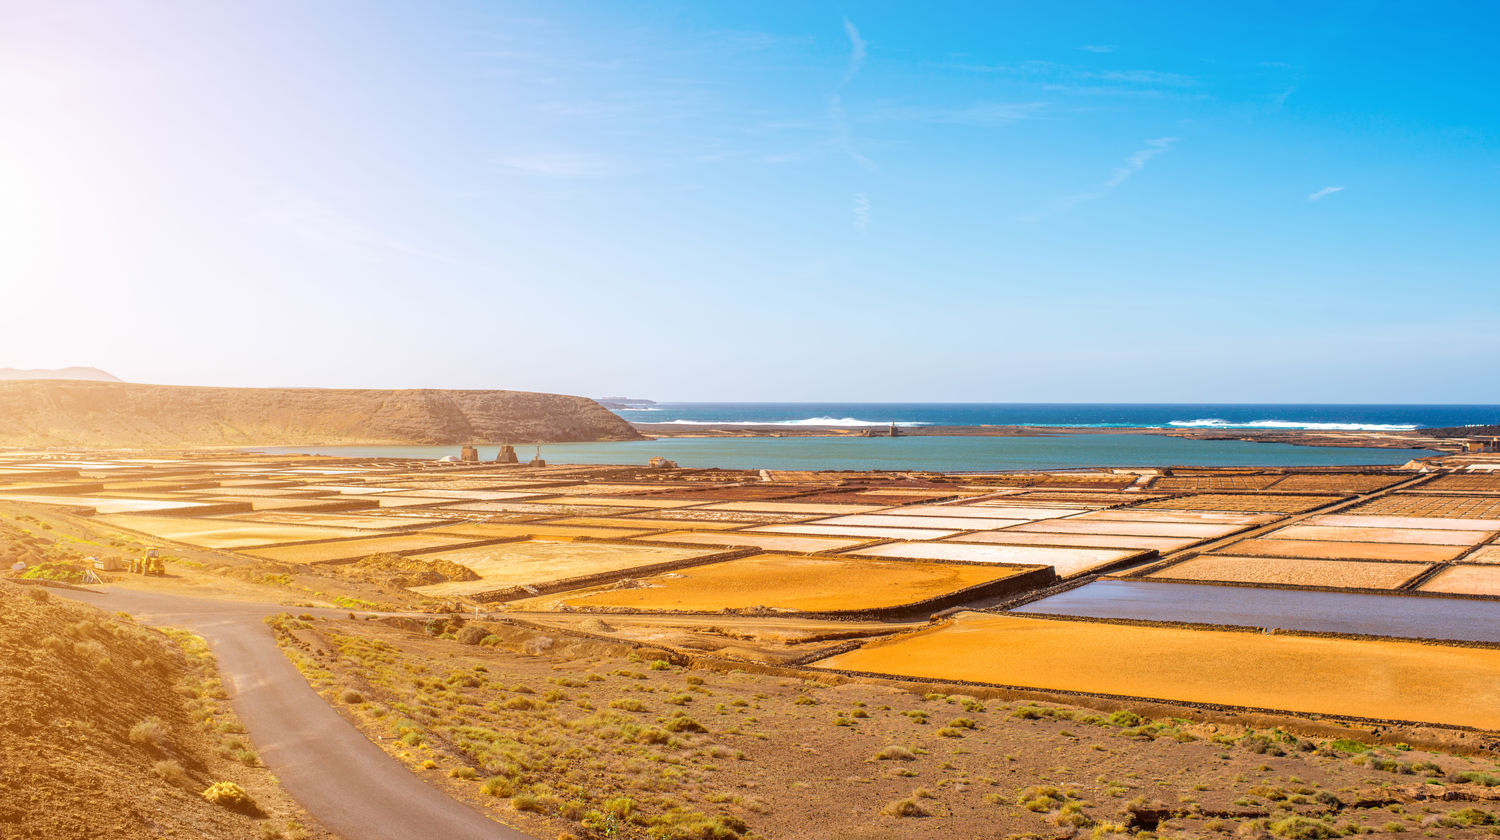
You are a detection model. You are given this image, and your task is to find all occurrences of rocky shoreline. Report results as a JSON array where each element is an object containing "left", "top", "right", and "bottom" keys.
[{"left": 633, "top": 422, "right": 1462, "bottom": 452}]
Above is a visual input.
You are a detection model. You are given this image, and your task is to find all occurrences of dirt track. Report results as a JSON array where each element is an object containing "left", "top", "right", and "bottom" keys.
[{"left": 57, "top": 587, "right": 533, "bottom": 840}]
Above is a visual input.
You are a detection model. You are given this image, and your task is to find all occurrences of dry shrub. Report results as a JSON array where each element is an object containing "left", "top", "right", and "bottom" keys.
[
  {"left": 152, "top": 759, "right": 189, "bottom": 787},
  {"left": 874, "top": 746, "right": 917, "bottom": 761},
  {"left": 521, "top": 636, "right": 554, "bottom": 655},
  {"left": 72, "top": 638, "right": 109, "bottom": 665},
  {"left": 456, "top": 624, "right": 490, "bottom": 645},
  {"left": 129, "top": 717, "right": 167, "bottom": 749},
  {"left": 664, "top": 715, "right": 707, "bottom": 734},
  {"left": 882, "top": 798, "right": 927, "bottom": 818}
]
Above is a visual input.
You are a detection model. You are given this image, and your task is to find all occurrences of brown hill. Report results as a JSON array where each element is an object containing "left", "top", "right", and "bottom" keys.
[
  {"left": 0, "top": 582, "right": 325, "bottom": 839},
  {"left": 0, "top": 380, "right": 641, "bottom": 449}
]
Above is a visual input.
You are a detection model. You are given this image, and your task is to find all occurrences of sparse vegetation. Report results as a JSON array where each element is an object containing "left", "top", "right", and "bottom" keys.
[{"left": 202, "top": 781, "right": 255, "bottom": 809}]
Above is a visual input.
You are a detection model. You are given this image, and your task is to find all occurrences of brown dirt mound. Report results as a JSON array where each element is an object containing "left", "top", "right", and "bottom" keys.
[
  {"left": 0, "top": 582, "right": 321, "bottom": 839},
  {"left": 344, "top": 552, "right": 481, "bottom": 588}
]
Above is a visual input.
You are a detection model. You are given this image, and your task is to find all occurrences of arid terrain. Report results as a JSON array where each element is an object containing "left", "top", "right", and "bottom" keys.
[
  {"left": 0, "top": 579, "right": 325, "bottom": 840},
  {"left": 0, "top": 380, "right": 640, "bottom": 448},
  {"left": 4, "top": 451, "right": 1500, "bottom": 839}
]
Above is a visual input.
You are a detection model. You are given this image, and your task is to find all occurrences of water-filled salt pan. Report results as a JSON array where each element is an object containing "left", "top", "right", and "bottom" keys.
[
  {"left": 1308, "top": 514, "right": 1500, "bottom": 532},
  {"left": 1009, "top": 519, "right": 1242, "bottom": 539},
  {"left": 636, "top": 531, "right": 874, "bottom": 553},
  {"left": 889, "top": 505, "right": 1084, "bottom": 520},
  {"left": 1418, "top": 565, "right": 1500, "bottom": 597},
  {"left": 1217, "top": 538, "right": 1464, "bottom": 563},
  {"left": 811, "top": 513, "right": 1025, "bottom": 531},
  {"left": 946, "top": 531, "right": 1198, "bottom": 552},
  {"left": 814, "top": 612, "right": 1500, "bottom": 729},
  {"left": 1152, "top": 554, "right": 1431, "bottom": 589},
  {"left": 1268, "top": 524, "right": 1491, "bottom": 546},
  {"left": 750, "top": 523, "right": 958, "bottom": 541},
  {"left": 410, "top": 540, "right": 720, "bottom": 598}
]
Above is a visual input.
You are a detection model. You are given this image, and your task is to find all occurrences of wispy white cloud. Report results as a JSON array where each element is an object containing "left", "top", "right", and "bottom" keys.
[
  {"left": 1307, "top": 185, "right": 1345, "bottom": 202},
  {"left": 1029, "top": 137, "right": 1178, "bottom": 218},
  {"left": 853, "top": 192, "right": 870, "bottom": 231},
  {"left": 828, "top": 95, "right": 876, "bottom": 171},
  {"left": 495, "top": 152, "right": 619, "bottom": 177},
  {"left": 1105, "top": 137, "right": 1177, "bottom": 189},
  {"left": 960, "top": 61, "right": 1197, "bottom": 97},
  {"left": 865, "top": 101, "right": 1046, "bottom": 126},
  {"left": 1079, "top": 44, "right": 1116, "bottom": 53},
  {"left": 761, "top": 20, "right": 875, "bottom": 172},
  {"left": 841, "top": 18, "right": 867, "bottom": 88}
]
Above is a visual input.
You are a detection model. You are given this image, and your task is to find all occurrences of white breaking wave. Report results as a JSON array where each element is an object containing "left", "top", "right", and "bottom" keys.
[
  {"left": 1168, "top": 418, "right": 1417, "bottom": 432},
  {"left": 653, "top": 416, "right": 927, "bottom": 427}
]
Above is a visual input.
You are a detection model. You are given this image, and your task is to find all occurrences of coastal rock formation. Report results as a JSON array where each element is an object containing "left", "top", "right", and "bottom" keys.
[{"left": 0, "top": 380, "right": 642, "bottom": 448}]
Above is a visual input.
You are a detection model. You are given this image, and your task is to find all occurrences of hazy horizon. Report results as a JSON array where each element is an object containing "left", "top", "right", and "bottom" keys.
[{"left": 4, "top": 2, "right": 1498, "bottom": 402}]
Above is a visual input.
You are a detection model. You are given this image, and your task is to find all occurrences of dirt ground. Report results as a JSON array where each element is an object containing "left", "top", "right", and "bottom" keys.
[
  {"left": 0, "top": 581, "right": 329, "bottom": 840},
  {"left": 271, "top": 613, "right": 1500, "bottom": 840}
]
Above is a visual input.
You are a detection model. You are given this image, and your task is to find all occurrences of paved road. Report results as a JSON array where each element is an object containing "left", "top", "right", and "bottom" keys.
[{"left": 58, "top": 588, "right": 534, "bottom": 840}]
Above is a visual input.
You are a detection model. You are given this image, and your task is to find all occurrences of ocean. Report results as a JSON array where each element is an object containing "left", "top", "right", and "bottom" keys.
[
  {"left": 254, "top": 403, "right": 1483, "bottom": 471},
  {"left": 257, "top": 434, "right": 1440, "bottom": 472},
  {"left": 615, "top": 402, "right": 1500, "bottom": 431}
]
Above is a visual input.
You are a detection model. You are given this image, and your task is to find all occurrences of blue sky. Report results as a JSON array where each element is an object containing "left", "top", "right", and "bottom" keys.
[{"left": 2, "top": 1, "right": 1496, "bottom": 401}]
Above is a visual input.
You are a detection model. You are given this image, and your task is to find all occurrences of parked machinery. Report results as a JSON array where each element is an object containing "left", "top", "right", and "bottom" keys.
[{"left": 129, "top": 549, "right": 165, "bottom": 576}]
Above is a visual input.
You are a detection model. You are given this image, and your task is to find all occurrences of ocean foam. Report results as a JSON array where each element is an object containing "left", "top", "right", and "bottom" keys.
[
  {"left": 1168, "top": 418, "right": 1417, "bottom": 432},
  {"left": 653, "top": 417, "right": 927, "bottom": 427}
]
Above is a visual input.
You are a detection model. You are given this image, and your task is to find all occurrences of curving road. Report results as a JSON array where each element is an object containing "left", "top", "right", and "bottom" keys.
[{"left": 58, "top": 588, "right": 534, "bottom": 840}]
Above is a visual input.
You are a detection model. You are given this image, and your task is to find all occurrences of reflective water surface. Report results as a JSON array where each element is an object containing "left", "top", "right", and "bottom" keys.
[{"left": 1012, "top": 579, "right": 1500, "bottom": 644}]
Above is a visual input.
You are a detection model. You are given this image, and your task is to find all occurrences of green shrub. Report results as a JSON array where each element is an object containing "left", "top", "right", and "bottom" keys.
[
  {"left": 511, "top": 793, "right": 546, "bottom": 813},
  {"left": 1017, "top": 786, "right": 1067, "bottom": 813},
  {"left": 1107, "top": 710, "right": 1141, "bottom": 727},
  {"left": 1268, "top": 815, "right": 1343, "bottom": 838},
  {"left": 1442, "top": 808, "right": 1497, "bottom": 826}
]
